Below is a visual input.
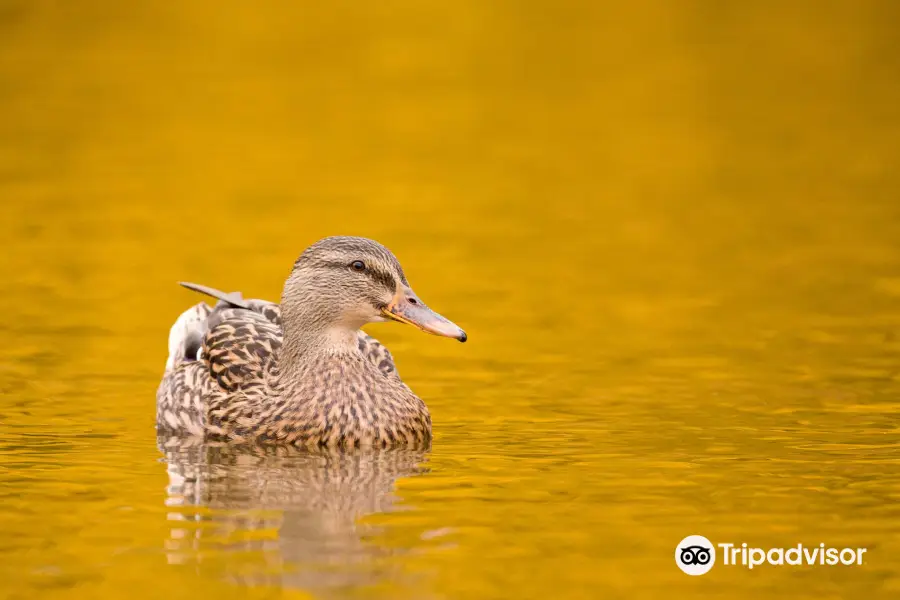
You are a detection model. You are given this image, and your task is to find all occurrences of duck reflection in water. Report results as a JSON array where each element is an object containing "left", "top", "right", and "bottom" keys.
[{"left": 159, "top": 436, "right": 435, "bottom": 595}]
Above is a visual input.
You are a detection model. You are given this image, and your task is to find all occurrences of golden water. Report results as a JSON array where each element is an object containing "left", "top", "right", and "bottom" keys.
[{"left": 2, "top": 1, "right": 900, "bottom": 598}]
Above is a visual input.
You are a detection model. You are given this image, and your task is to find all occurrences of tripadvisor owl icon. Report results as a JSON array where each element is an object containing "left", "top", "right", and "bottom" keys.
[{"left": 676, "top": 535, "right": 716, "bottom": 575}]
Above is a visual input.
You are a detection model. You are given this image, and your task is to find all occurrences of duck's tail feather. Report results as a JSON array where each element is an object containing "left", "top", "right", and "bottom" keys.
[{"left": 179, "top": 281, "right": 251, "bottom": 309}]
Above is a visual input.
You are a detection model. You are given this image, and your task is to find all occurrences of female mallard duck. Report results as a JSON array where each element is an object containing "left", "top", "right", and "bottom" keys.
[{"left": 157, "top": 236, "right": 466, "bottom": 449}]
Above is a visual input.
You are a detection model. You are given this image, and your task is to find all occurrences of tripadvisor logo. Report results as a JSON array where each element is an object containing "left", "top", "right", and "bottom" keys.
[
  {"left": 675, "top": 535, "right": 716, "bottom": 576},
  {"left": 675, "top": 535, "right": 867, "bottom": 575}
]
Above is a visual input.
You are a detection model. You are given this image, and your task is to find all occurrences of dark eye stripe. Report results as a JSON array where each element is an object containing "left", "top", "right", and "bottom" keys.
[
  {"left": 368, "top": 269, "right": 397, "bottom": 292},
  {"left": 317, "top": 260, "right": 397, "bottom": 292}
]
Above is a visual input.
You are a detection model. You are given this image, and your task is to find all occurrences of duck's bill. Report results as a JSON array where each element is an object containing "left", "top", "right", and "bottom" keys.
[{"left": 382, "top": 291, "right": 467, "bottom": 343}]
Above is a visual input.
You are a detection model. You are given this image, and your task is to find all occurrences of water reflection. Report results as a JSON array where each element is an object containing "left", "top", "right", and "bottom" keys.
[{"left": 159, "top": 437, "right": 431, "bottom": 596}]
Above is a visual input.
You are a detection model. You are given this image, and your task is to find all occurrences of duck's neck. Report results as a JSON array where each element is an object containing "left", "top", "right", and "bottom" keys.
[
  {"left": 279, "top": 295, "right": 362, "bottom": 376},
  {"left": 282, "top": 325, "right": 358, "bottom": 364}
]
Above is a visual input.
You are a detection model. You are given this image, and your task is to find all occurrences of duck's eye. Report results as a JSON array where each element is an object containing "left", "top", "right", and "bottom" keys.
[{"left": 350, "top": 260, "right": 366, "bottom": 272}]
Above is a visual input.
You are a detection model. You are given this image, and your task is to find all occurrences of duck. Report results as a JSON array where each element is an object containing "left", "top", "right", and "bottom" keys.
[{"left": 156, "top": 236, "right": 466, "bottom": 449}]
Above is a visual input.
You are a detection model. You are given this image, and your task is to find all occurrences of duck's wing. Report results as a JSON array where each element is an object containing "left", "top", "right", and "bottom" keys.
[
  {"left": 157, "top": 284, "right": 283, "bottom": 436},
  {"left": 157, "top": 305, "right": 282, "bottom": 436},
  {"left": 202, "top": 306, "right": 282, "bottom": 392}
]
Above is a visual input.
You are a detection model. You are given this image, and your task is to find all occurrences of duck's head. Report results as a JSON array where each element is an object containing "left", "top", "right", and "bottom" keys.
[{"left": 282, "top": 236, "right": 467, "bottom": 343}]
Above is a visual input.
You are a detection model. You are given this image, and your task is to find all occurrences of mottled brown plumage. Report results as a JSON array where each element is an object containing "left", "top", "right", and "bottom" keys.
[{"left": 157, "top": 236, "right": 466, "bottom": 450}]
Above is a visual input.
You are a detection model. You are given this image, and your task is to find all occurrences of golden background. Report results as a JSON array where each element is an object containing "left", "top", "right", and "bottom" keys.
[{"left": 1, "top": 1, "right": 899, "bottom": 598}]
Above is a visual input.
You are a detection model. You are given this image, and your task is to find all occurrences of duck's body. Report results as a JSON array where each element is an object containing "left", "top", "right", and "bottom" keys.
[{"left": 156, "top": 236, "right": 466, "bottom": 449}]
